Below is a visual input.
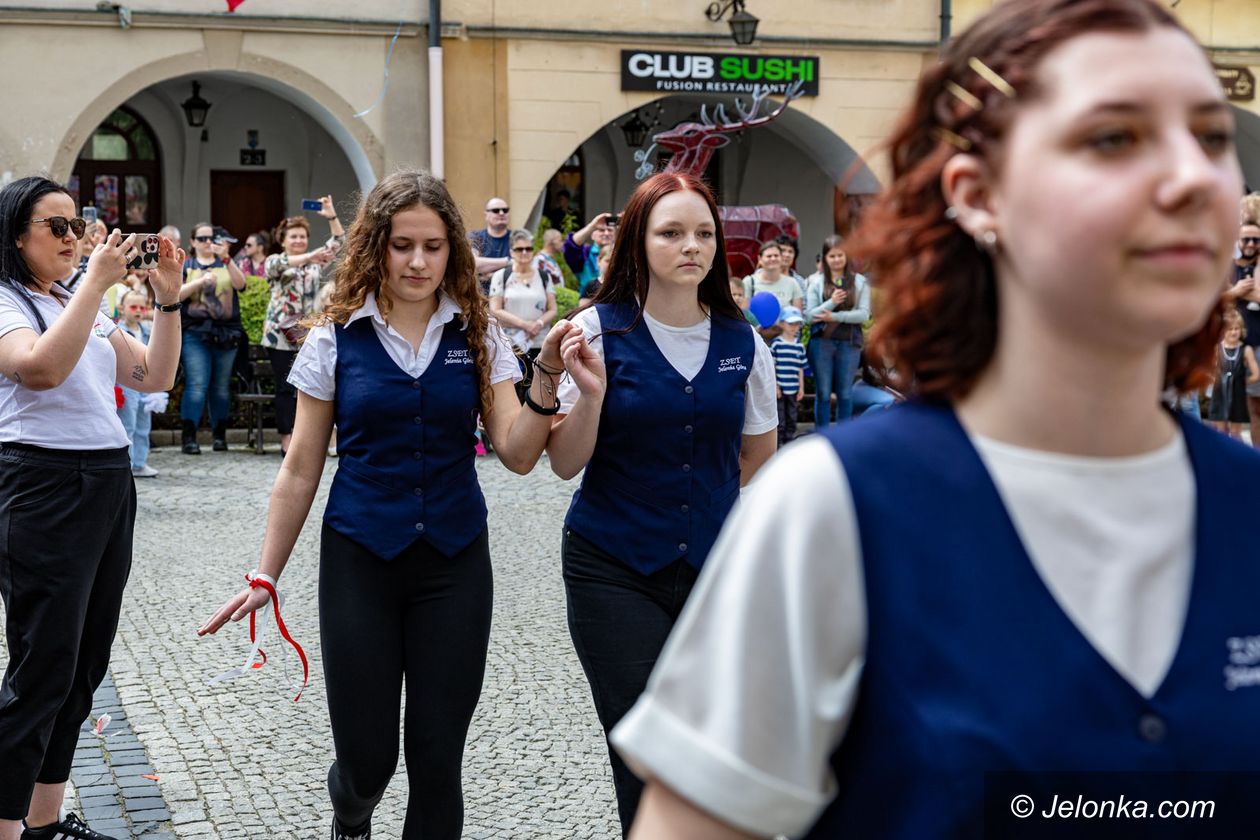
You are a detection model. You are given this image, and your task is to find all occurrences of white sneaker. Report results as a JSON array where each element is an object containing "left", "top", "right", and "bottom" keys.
[{"left": 132, "top": 465, "right": 159, "bottom": 478}]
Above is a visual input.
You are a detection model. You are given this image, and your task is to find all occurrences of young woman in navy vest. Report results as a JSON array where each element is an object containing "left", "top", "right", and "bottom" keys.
[
  {"left": 609, "top": 2, "right": 1260, "bottom": 838},
  {"left": 545, "top": 172, "right": 778, "bottom": 835},
  {"left": 198, "top": 171, "right": 567, "bottom": 840}
]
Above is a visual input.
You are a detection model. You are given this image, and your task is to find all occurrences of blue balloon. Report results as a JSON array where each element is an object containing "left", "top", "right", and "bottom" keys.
[{"left": 748, "top": 291, "right": 781, "bottom": 328}]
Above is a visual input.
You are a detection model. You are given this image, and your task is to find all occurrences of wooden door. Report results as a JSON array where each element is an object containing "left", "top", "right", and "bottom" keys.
[{"left": 210, "top": 170, "right": 286, "bottom": 259}]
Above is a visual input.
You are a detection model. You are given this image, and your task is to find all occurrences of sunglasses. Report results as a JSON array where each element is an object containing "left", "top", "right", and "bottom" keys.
[
  {"left": 31, "top": 216, "right": 87, "bottom": 240},
  {"left": 125, "top": 304, "right": 149, "bottom": 311},
  {"left": 511, "top": 246, "right": 535, "bottom": 253},
  {"left": 192, "top": 235, "right": 215, "bottom": 243},
  {"left": 1242, "top": 237, "right": 1260, "bottom": 245},
  {"left": 487, "top": 207, "right": 510, "bottom": 215}
]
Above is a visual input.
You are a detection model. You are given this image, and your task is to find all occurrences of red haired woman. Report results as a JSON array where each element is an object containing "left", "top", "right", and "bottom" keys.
[
  {"left": 611, "top": 1, "right": 1260, "bottom": 837},
  {"left": 546, "top": 172, "right": 778, "bottom": 834}
]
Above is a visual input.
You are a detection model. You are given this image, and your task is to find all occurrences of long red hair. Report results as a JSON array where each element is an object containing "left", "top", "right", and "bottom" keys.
[{"left": 848, "top": 0, "right": 1222, "bottom": 400}]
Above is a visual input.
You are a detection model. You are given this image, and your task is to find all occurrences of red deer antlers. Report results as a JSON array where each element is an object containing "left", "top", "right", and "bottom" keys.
[{"left": 634, "top": 80, "right": 805, "bottom": 179}]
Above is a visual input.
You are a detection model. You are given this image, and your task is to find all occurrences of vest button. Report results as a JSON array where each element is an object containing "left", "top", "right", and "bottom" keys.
[
  {"left": 1137, "top": 714, "right": 1166, "bottom": 744},
  {"left": 412, "top": 451, "right": 423, "bottom": 460},
  {"left": 412, "top": 380, "right": 421, "bottom": 388},
  {"left": 682, "top": 464, "right": 691, "bottom": 473},
  {"left": 415, "top": 522, "right": 425, "bottom": 533},
  {"left": 684, "top": 385, "right": 694, "bottom": 394},
  {"left": 678, "top": 542, "right": 688, "bottom": 552},
  {"left": 684, "top": 425, "right": 693, "bottom": 434},
  {"left": 413, "top": 488, "right": 423, "bottom": 496},
  {"left": 413, "top": 416, "right": 423, "bottom": 424},
  {"left": 680, "top": 504, "right": 689, "bottom": 512}
]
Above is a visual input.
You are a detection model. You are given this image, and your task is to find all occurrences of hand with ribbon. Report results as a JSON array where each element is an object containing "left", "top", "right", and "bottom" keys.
[{"left": 197, "top": 571, "right": 309, "bottom": 701}]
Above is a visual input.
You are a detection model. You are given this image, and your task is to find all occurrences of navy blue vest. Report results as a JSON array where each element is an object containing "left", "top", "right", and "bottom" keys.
[
  {"left": 324, "top": 317, "right": 486, "bottom": 560},
  {"left": 803, "top": 402, "right": 1260, "bottom": 838},
  {"left": 565, "top": 304, "right": 754, "bottom": 574}
]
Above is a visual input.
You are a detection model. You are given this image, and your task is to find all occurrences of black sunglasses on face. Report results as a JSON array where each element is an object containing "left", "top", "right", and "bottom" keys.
[
  {"left": 30, "top": 216, "right": 87, "bottom": 240},
  {"left": 511, "top": 246, "right": 534, "bottom": 253},
  {"left": 488, "top": 207, "right": 510, "bottom": 215},
  {"left": 1242, "top": 237, "right": 1260, "bottom": 245},
  {"left": 192, "top": 235, "right": 215, "bottom": 243}
]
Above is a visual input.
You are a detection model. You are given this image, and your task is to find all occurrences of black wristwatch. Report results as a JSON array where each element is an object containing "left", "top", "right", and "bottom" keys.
[{"left": 154, "top": 301, "right": 181, "bottom": 313}]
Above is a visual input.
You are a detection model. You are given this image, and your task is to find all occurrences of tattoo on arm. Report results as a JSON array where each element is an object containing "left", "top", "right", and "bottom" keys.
[{"left": 131, "top": 365, "right": 146, "bottom": 383}]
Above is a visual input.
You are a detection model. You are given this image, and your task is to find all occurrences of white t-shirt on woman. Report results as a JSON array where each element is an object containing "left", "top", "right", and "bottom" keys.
[
  {"left": 489, "top": 266, "right": 554, "bottom": 352},
  {"left": 0, "top": 284, "right": 128, "bottom": 449}
]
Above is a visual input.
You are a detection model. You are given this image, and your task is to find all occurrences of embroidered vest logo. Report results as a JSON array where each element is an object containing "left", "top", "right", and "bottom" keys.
[
  {"left": 1225, "top": 635, "right": 1260, "bottom": 690},
  {"left": 444, "top": 349, "right": 473, "bottom": 365},
  {"left": 717, "top": 355, "right": 747, "bottom": 373}
]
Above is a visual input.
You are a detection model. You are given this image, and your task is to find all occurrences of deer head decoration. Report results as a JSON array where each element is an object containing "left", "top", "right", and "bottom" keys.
[{"left": 633, "top": 80, "right": 805, "bottom": 180}]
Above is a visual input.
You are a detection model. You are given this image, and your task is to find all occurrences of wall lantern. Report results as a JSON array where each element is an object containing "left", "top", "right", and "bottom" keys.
[
  {"left": 181, "top": 81, "right": 212, "bottom": 128},
  {"left": 620, "top": 111, "right": 651, "bottom": 147},
  {"left": 705, "top": 0, "right": 759, "bottom": 46}
]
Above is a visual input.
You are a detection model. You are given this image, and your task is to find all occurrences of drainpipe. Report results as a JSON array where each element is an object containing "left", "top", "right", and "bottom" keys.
[
  {"left": 429, "top": 0, "right": 445, "bottom": 179},
  {"left": 940, "top": 0, "right": 952, "bottom": 45}
]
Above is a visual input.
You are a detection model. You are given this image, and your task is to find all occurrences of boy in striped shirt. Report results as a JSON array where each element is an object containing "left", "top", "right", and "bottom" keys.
[{"left": 771, "top": 306, "right": 807, "bottom": 446}]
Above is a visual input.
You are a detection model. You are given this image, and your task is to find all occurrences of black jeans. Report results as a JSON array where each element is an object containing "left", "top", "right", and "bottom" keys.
[
  {"left": 562, "top": 527, "right": 699, "bottom": 837},
  {"left": 0, "top": 444, "right": 135, "bottom": 819},
  {"left": 264, "top": 347, "right": 298, "bottom": 436},
  {"left": 320, "top": 524, "right": 493, "bottom": 839},
  {"left": 777, "top": 392, "right": 799, "bottom": 446}
]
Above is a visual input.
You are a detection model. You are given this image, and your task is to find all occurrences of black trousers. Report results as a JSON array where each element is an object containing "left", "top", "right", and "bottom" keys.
[
  {"left": 320, "top": 524, "right": 493, "bottom": 839},
  {"left": 0, "top": 444, "right": 135, "bottom": 820},
  {"left": 777, "top": 392, "right": 800, "bottom": 446},
  {"left": 264, "top": 347, "right": 298, "bottom": 436},
  {"left": 562, "top": 528, "right": 699, "bottom": 837}
]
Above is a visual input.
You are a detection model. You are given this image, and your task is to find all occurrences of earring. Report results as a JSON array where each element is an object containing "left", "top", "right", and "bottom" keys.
[
  {"left": 975, "top": 230, "right": 998, "bottom": 253},
  {"left": 944, "top": 207, "right": 959, "bottom": 221}
]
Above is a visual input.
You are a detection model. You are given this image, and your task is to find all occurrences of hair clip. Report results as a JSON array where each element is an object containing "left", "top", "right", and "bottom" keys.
[
  {"left": 933, "top": 127, "right": 973, "bottom": 152},
  {"left": 945, "top": 81, "right": 982, "bottom": 111},
  {"left": 968, "top": 57, "right": 1016, "bottom": 99}
]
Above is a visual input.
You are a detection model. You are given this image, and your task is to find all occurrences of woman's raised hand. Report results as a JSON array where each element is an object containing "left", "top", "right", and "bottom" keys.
[
  {"left": 84, "top": 229, "right": 137, "bottom": 292},
  {"left": 197, "top": 584, "right": 273, "bottom": 637},
  {"left": 150, "top": 235, "right": 186, "bottom": 305},
  {"left": 554, "top": 320, "right": 605, "bottom": 399},
  {"left": 318, "top": 195, "right": 338, "bottom": 220}
]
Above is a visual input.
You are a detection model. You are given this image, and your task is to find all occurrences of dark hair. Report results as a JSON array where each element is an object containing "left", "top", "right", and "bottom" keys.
[
  {"left": 847, "top": 0, "right": 1214, "bottom": 398},
  {"left": 774, "top": 234, "right": 799, "bottom": 270},
  {"left": 249, "top": 230, "right": 273, "bottom": 252},
  {"left": 758, "top": 239, "right": 782, "bottom": 257},
  {"left": 821, "top": 234, "right": 857, "bottom": 312},
  {"left": 191, "top": 221, "right": 214, "bottom": 239},
  {"left": 319, "top": 170, "right": 495, "bottom": 414},
  {"left": 588, "top": 172, "right": 742, "bottom": 326},
  {"left": 0, "top": 176, "right": 75, "bottom": 331}
]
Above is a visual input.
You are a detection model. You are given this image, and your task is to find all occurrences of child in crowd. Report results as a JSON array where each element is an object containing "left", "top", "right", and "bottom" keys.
[
  {"left": 116, "top": 289, "right": 160, "bottom": 476},
  {"left": 771, "top": 306, "right": 807, "bottom": 446},
  {"left": 730, "top": 278, "right": 757, "bottom": 327},
  {"left": 1207, "top": 309, "right": 1259, "bottom": 440}
]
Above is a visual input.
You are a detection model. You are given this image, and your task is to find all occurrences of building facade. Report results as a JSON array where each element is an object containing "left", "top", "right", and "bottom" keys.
[{"left": 1, "top": 0, "right": 1258, "bottom": 255}]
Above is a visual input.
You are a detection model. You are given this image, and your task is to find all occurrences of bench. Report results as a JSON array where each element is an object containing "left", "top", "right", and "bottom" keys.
[{"left": 235, "top": 344, "right": 275, "bottom": 455}]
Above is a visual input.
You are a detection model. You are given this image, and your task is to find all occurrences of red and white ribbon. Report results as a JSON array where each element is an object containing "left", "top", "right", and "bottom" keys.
[{"left": 209, "top": 571, "right": 309, "bottom": 702}]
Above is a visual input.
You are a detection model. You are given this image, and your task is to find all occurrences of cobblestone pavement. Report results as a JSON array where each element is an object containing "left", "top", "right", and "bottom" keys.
[{"left": 2, "top": 444, "right": 619, "bottom": 839}]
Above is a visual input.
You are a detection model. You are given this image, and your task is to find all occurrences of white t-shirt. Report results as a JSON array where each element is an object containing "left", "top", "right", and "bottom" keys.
[
  {"left": 556, "top": 305, "right": 779, "bottom": 436},
  {"left": 742, "top": 273, "right": 803, "bottom": 308},
  {"left": 0, "top": 284, "right": 128, "bottom": 449},
  {"left": 488, "top": 266, "right": 554, "bottom": 351},
  {"left": 288, "top": 291, "right": 522, "bottom": 401},
  {"left": 611, "top": 431, "right": 1195, "bottom": 837}
]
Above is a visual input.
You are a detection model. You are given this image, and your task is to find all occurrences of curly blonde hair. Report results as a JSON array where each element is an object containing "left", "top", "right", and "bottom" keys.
[{"left": 315, "top": 170, "right": 493, "bottom": 413}]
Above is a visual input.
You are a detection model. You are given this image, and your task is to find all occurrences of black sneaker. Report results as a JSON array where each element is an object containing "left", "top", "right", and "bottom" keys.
[
  {"left": 21, "top": 812, "right": 118, "bottom": 839},
  {"left": 212, "top": 422, "right": 228, "bottom": 451},
  {"left": 212, "top": 438, "right": 228, "bottom": 452},
  {"left": 330, "top": 817, "right": 371, "bottom": 840},
  {"left": 182, "top": 440, "right": 201, "bottom": 454}
]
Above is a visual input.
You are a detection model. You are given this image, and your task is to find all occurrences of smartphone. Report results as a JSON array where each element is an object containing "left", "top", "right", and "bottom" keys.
[
  {"left": 301, "top": 199, "right": 323, "bottom": 212},
  {"left": 126, "top": 234, "right": 161, "bottom": 271},
  {"left": 606, "top": 213, "right": 619, "bottom": 226},
  {"left": 82, "top": 206, "right": 98, "bottom": 226}
]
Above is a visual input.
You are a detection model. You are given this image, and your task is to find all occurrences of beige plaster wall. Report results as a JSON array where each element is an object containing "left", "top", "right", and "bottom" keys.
[{"left": 0, "top": 21, "right": 426, "bottom": 186}]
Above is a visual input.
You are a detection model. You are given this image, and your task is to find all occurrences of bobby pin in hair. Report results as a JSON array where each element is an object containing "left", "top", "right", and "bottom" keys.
[
  {"left": 945, "top": 81, "right": 982, "bottom": 111},
  {"left": 933, "top": 127, "right": 973, "bottom": 152},
  {"left": 968, "top": 57, "right": 1016, "bottom": 99}
]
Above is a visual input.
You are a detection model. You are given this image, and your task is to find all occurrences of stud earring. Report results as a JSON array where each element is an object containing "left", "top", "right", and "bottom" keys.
[
  {"left": 975, "top": 230, "right": 998, "bottom": 253},
  {"left": 944, "top": 207, "right": 959, "bottom": 221}
]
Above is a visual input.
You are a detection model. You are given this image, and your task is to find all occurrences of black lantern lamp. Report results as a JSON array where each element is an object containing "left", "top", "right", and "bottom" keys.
[
  {"left": 620, "top": 111, "right": 650, "bottom": 147},
  {"left": 181, "top": 81, "right": 212, "bottom": 128},
  {"left": 706, "top": 0, "right": 759, "bottom": 46}
]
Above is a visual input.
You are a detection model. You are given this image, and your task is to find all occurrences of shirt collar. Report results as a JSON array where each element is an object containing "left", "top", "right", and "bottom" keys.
[{"left": 347, "top": 290, "right": 468, "bottom": 331}]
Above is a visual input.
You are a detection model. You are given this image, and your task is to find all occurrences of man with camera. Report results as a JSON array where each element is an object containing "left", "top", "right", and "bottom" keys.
[
  {"left": 1225, "top": 220, "right": 1260, "bottom": 441},
  {"left": 564, "top": 212, "right": 617, "bottom": 297}
]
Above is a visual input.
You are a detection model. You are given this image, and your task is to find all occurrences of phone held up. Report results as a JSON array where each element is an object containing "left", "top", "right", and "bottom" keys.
[
  {"left": 126, "top": 234, "right": 161, "bottom": 271},
  {"left": 82, "top": 206, "right": 99, "bottom": 227},
  {"left": 301, "top": 198, "right": 323, "bottom": 212}
]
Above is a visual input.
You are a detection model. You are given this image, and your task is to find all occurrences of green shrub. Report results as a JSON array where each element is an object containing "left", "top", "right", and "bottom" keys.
[
  {"left": 554, "top": 286, "right": 579, "bottom": 323},
  {"left": 239, "top": 275, "right": 269, "bottom": 344}
]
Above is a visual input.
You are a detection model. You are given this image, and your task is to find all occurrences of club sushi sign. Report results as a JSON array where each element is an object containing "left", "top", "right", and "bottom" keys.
[{"left": 621, "top": 50, "right": 820, "bottom": 96}]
